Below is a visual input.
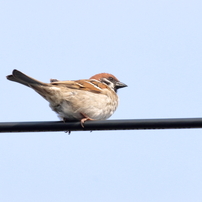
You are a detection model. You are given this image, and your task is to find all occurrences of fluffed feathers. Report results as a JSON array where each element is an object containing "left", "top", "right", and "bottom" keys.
[{"left": 7, "top": 69, "right": 127, "bottom": 126}]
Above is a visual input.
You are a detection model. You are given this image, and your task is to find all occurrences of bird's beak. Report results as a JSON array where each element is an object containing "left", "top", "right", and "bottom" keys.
[{"left": 115, "top": 81, "right": 128, "bottom": 89}]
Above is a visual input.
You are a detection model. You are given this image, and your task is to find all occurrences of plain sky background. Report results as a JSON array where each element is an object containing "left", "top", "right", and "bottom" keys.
[{"left": 1, "top": 0, "right": 202, "bottom": 201}]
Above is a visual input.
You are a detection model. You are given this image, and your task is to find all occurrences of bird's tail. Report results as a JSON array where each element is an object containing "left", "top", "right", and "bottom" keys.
[
  {"left": 6, "top": 69, "right": 47, "bottom": 87},
  {"left": 6, "top": 70, "right": 60, "bottom": 103}
]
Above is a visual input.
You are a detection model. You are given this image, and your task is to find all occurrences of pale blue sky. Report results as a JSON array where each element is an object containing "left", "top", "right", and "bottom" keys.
[{"left": 1, "top": 0, "right": 202, "bottom": 201}]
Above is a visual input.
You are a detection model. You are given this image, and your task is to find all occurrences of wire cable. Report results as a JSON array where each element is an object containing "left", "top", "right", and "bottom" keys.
[{"left": 1, "top": 118, "right": 202, "bottom": 133}]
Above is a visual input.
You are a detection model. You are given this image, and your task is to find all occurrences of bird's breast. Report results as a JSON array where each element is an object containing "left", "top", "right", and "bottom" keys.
[{"left": 49, "top": 89, "right": 118, "bottom": 121}]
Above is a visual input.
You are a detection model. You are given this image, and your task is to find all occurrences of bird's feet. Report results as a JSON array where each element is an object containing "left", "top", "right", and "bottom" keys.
[{"left": 80, "top": 113, "right": 94, "bottom": 128}]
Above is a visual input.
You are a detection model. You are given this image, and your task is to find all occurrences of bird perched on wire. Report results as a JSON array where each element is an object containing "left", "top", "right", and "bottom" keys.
[{"left": 6, "top": 69, "right": 127, "bottom": 127}]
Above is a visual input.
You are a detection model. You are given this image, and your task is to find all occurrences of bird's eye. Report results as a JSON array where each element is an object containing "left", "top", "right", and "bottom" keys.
[{"left": 108, "top": 77, "right": 114, "bottom": 82}]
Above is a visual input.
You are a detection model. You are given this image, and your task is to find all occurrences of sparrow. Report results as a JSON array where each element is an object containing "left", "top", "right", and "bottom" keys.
[{"left": 6, "top": 69, "right": 127, "bottom": 127}]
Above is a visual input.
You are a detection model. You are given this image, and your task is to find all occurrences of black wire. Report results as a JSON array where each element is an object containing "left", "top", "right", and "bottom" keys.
[{"left": 1, "top": 118, "right": 202, "bottom": 133}]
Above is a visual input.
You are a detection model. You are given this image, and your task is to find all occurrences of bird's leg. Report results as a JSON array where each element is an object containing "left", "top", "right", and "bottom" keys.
[
  {"left": 63, "top": 118, "right": 71, "bottom": 134},
  {"left": 63, "top": 117, "right": 68, "bottom": 122},
  {"left": 80, "top": 113, "right": 94, "bottom": 128}
]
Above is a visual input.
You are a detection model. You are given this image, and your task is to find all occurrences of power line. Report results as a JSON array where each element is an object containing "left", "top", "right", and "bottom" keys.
[{"left": 1, "top": 118, "right": 202, "bottom": 133}]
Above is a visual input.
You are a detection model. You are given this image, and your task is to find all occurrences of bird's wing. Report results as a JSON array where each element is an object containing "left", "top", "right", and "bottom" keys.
[{"left": 51, "top": 79, "right": 108, "bottom": 93}]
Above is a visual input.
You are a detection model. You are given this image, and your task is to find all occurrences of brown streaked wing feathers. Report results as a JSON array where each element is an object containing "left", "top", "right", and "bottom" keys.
[{"left": 51, "top": 79, "right": 108, "bottom": 93}]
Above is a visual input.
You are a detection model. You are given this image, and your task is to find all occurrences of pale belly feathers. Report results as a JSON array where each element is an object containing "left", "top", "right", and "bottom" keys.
[{"left": 47, "top": 88, "right": 118, "bottom": 121}]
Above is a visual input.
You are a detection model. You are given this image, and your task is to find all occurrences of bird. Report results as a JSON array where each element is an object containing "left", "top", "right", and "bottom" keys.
[{"left": 6, "top": 69, "right": 127, "bottom": 127}]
